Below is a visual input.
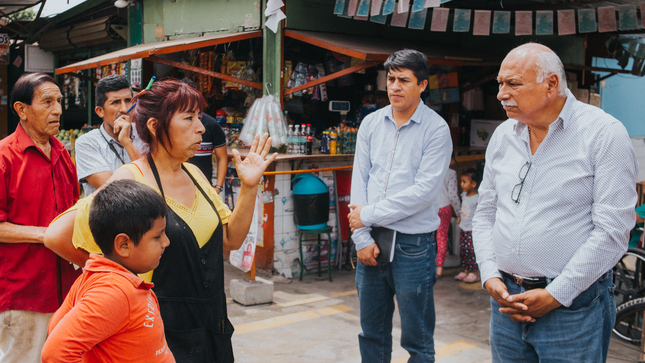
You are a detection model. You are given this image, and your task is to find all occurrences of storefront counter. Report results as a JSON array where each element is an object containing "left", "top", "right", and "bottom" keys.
[{"left": 225, "top": 148, "right": 353, "bottom": 278}]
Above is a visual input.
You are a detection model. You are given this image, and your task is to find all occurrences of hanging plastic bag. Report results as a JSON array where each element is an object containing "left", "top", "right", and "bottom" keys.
[{"left": 239, "top": 94, "right": 288, "bottom": 148}]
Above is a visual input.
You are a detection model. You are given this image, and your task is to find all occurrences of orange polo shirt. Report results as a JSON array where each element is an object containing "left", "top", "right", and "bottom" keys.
[{"left": 42, "top": 254, "right": 175, "bottom": 363}]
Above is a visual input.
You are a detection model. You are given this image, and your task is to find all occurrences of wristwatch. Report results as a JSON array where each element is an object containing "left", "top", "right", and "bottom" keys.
[{"left": 214, "top": 185, "right": 223, "bottom": 192}]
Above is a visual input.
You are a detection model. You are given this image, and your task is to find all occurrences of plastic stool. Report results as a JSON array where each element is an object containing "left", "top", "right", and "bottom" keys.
[{"left": 298, "top": 226, "right": 333, "bottom": 282}]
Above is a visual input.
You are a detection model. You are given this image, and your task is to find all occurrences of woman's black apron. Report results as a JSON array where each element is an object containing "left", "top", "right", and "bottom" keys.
[{"left": 148, "top": 155, "right": 234, "bottom": 363}]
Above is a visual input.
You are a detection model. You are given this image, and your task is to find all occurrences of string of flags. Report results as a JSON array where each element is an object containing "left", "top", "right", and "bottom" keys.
[{"left": 333, "top": 0, "right": 645, "bottom": 35}]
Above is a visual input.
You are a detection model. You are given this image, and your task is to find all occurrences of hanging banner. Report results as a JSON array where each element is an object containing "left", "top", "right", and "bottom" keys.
[
  {"left": 412, "top": 0, "right": 425, "bottom": 12},
  {"left": 334, "top": 0, "right": 346, "bottom": 15},
  {"left": 0, "top": 34, "right": 9, "bottom": 65},
  {"left": 535, "top": 10, "right": 553, "bottom": 35},
  {"left": 578, "top": 9, "right": 597, "bottom": 33},
  {"left": 347, "top": 0, "right": 359, "bottom": 17},
  {"left": 619, "top": 5, "right": 638, "bottom": 31},
  {"left": 473, "top": 10, "right": 491, "bottom": 36},
  {"left": 409, "top": 8, "right": 428, "bottom": 29},
  {"left": 425, "top": 0, "right": 440, "bottom": 7},
  {"left": 357, "top": 0, "right": 371, "bottom": 16},
  {"left": 383, "top": 0, "right": 395, "bottom": 15},
  {"left": 371, "top": 0, "right": 384, "bottom": 16},
  {"left": 558, "top": 9, "right": 576, "bottom": 35},
  {"left": 391, "top": 1, "right": 410, "bottom": 27},
  {"left": 597, "top": 6, "right": 616, "bottom": 33},
  {"left": 431, "top": 7, "right": 449, "bottom": 31},
  {"left": 515, "top": 11, "right": 533, "bottom": 35},
  {"left": 453, "top": 9, "right": 471, "bottom": 32},
  {"left": 398, "top": 0, "right": 410, "bottom": 14},
  {"left": 492, "top": 11, "right": 510, "bottom": 34},
  {"left": 371, "top": 11, "right": 388, "bottom": 23}
]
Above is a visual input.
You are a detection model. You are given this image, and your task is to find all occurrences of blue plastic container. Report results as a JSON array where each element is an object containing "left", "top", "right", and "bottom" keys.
[{"left": 292, "top": 173, "right": 330, "bottom": 230}]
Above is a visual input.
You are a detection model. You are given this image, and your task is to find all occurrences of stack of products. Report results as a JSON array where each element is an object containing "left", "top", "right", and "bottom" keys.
[{"left": 320, "top": 124, "right": 357, "bottom": 154}]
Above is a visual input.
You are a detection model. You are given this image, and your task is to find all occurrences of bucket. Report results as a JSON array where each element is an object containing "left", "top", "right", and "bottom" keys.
[{"left": 292, "top": 173, "right": 330, "bottom": 230}]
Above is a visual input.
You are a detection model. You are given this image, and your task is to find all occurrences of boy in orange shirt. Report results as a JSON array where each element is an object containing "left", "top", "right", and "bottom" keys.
[{"left": 42, "top": 180, "right": 174, "bottom": 363}]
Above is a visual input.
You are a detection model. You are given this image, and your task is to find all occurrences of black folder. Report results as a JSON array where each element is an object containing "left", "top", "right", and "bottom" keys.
[{"left": 370, "top": 227, "right": 397, "bottom": 263}]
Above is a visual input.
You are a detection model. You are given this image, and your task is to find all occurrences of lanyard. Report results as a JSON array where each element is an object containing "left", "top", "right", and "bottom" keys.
[{"left": 99, "top": 124, "right": 126, "bottom": 166}]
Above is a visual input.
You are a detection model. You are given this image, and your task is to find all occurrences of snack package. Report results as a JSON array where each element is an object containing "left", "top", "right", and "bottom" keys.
[{"left": 224, "top": 61, "right": 247, "bottom": 92}]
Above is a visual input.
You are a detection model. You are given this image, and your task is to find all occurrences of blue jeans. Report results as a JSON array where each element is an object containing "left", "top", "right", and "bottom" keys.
[
  {"left": 490, "top": 270, "right": 615, "bottom": 363},
  {"left": 356, "top": 232, "right": 437, "bottom": 363}
]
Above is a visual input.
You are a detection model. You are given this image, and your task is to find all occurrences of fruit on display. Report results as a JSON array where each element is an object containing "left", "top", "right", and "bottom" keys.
[{"left": 55, "top": 129, "right": 83, "bottom": 142}]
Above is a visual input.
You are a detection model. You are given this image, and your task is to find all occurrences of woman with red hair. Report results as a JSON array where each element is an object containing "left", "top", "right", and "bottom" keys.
[{"left": 46, "top": 79, "right": 277, "bottom": 362}]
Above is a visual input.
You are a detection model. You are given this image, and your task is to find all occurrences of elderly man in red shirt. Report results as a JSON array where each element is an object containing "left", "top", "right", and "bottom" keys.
[{"left": 0, "top": 73, "right": 80, "bottom": 363}]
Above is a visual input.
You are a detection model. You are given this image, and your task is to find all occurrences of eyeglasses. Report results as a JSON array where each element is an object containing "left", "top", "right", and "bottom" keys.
[{"left": 511, "top": 161, "right": 532, "bottom": 204}]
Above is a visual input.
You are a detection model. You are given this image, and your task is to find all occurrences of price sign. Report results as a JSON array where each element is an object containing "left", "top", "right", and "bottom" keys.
[{"left": 0, "top": 34, "right": 10, "bottom": 65}]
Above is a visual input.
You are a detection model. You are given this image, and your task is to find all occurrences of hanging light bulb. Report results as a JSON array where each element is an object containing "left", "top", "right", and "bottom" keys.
[{"left": 114, "top": 0, "right": 130, "bottom": 8}]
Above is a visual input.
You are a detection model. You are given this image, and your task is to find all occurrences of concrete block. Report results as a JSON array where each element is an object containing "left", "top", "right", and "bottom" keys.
[{"left": 230, "top": 277, "right": 274, "bottom": 306}]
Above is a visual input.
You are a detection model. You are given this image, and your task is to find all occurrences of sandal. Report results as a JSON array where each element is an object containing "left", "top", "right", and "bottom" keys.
[
  {"left": 463, "top": 273, "right": 480, "bottom": 283},
  {"left": 455, "top": 272, "right": 468, "bottom": 280}
]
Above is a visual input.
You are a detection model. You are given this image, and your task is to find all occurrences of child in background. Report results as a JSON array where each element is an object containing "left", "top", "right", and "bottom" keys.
[
  {"left": 42, "top": 180, "right": 175, "bottom": 363},
  {"left": 455, "top": 168, "right": 480, "bottom": 283},
  {"left": 436, "top": 154, "right": 461, "bottom": 277}
]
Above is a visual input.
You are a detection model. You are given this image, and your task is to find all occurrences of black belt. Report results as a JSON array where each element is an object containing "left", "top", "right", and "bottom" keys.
[{"left": 500, "top": 271, "right": 551, "bottom": 290}]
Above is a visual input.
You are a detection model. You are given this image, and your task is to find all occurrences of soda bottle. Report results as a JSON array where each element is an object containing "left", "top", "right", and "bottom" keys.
[
  {"left": 294, "top": 125, "right": 301, "bottom": 155},
  {"left": 300, "top": 124, "right": 307, "bottom": 155},
  {"left": 306, "top": 123, "right": 313, "bottom": 155},
  {"left": 287, "top": 124, "right": 294, "bottom": 154}
]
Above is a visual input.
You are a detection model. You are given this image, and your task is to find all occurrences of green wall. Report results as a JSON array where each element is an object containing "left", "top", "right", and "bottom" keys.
[
  {"left": 142, "top": 0, "right": 261, "bottom": 43},
  {"left": 285, "top": 0, "right": 584, "bottom": 65}
]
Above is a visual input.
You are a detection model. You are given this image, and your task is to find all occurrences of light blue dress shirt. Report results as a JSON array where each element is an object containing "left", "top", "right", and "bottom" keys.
[
  {"left": 350, "top": 100, "right": 453, "bottom": 251},
  {"left": 473, "top": 90, "right": 639, "bottom": 307}
]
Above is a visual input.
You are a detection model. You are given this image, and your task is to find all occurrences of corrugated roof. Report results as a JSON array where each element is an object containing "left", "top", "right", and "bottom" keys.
[
  {"left": 55, "top": 29, "right": 262, "bottom": 74},
  {"left": 0, "top": 0, "right": 43, "bottom": 17}
]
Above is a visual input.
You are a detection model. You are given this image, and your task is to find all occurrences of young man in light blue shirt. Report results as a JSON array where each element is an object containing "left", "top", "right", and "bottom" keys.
[{"left": 348, "top": 49, "right": 452, "bottom": 363}]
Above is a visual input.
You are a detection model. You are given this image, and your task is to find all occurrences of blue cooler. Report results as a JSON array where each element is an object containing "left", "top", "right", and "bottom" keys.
[{"left": 292, "top": 173, "right": 329, "bottom": 230}]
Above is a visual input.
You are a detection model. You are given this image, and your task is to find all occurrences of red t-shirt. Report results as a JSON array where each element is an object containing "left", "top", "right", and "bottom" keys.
[
  {"left": 0, "top": 123, "right": 80, "bottom": 313},
  {"left": 43, "top": 254, "right": 175, "bottom": 363}
]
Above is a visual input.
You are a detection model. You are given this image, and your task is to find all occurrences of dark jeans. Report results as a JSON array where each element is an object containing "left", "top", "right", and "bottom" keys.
[
  {"left": 356, "top": 232, "right": 437, "bottom": 363},
  {"left": 490, "top": 270, "right": 615, "bottom": 362}
]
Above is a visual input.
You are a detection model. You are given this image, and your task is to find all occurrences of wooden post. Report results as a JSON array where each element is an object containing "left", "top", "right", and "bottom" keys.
[
  {"left": 245, "top": 259, "right": 256, "bottom": 281},
  {"left": 254, "top": 163, "right": 276, "bottom": 271}
]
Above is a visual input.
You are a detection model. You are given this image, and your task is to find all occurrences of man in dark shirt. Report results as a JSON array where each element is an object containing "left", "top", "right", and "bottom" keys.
[{"left": 181, "top": 78, "right": 228, "bottom": 193}]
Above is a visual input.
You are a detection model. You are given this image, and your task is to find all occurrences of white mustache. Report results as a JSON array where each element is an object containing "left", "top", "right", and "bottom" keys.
[{"left": 501, "top": 101, "right": 518, "bottom": 107}]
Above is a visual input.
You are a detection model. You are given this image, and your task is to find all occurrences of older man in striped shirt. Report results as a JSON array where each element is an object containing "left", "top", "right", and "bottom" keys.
[{"left": 473, "top": 43, "right": 638, "bottom": 362}]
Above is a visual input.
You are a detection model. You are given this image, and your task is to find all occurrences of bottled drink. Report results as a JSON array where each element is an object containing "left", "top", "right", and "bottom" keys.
[
  {"left": 300, "top": 124, "right": 307, "bottom": 155},
  {"left": 329, "top": 129, "right": 337, "bottom": 155},
  {"left": 306, "top": 123, "right": 313, "bottom": 155},
  {"left": 294, "top": 125, "right": 301, "bottom": 155},
  {"left": 321, "top": 131, "right": 329, "bottom": 154},
  {"left": 287, "top": 124, "right": 294, "bottom": 155}
]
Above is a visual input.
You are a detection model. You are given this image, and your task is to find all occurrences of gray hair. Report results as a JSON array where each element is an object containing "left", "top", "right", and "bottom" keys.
[
  {"left": 535, "top": 51, "right": 568, "bottom": 96},
  {"left": 509, "top": 44, "right": 568, "bottom": 97}
]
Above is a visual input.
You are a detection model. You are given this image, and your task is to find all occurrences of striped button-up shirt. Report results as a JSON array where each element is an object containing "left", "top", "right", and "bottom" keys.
[
  {"left": 351, "top": 100, "right": 452, "bottom": 251},
  {"left": 473, "top": 89, "right": 639, "bottom": 307},
  {"left": 75, "top": 124, "right": 148, "bottom": 195}
]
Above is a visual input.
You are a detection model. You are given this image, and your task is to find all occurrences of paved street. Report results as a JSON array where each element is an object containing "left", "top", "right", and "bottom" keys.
[{"left": 225, "top": 263, "right": 640, "bottom": 362}]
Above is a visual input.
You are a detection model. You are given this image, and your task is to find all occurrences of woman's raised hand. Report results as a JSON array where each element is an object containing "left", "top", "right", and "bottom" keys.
[{"left": 232, "top": 133, "right": 278, "bottom": 188}]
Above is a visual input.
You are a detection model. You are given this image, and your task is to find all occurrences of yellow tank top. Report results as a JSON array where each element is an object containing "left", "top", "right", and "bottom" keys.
[{"left": 61, "top": 163, "right": 232, "bottom": 282}]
